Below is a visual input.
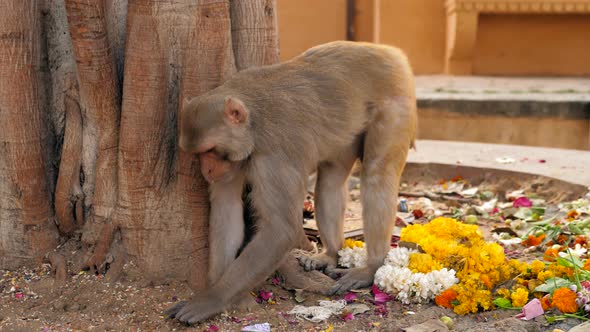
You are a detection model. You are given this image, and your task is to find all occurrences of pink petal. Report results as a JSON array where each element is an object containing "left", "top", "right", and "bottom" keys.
[
  {"left": 513, "top": 197, "right": 532, "bottom": 208},
  {"left": 342, "top": 312, "right": 354, "bottom": 321},
  {"left": 372, "top": 285, "right": 391, "bottom": 304},
  {"left": 271, "top": 277, "right": 280, "bottom": 285},
  {"left": 15, "top": 292, "right": 23, "bottom": 299},
  {"left": 344, "top": 292, "right": 357, "bottom": 303},
  {"left": 207, "top": 325, "right": 219, "bottom": 332},
  {"left": 374, "top": 304, "right": 388, "bottom": 316},
  {"left": 259, "top": 290, "right": 273, "bottom": 301}
]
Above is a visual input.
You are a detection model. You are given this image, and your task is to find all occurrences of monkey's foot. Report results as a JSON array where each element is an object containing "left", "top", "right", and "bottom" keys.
[
  {"left": 298, "top": 252, "right": 337, "bottom": 272},
  {"left": 164, "top": 292, "right": 224, "bottom": 325},
  {"left": 229, "top": 291, "right": 258, "bottom": 312},
  {"left": 327, "top": 266, "right": 374, "bottom": 295}
]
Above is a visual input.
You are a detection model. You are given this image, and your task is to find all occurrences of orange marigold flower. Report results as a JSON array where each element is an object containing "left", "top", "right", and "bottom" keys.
[
  {"left": 540, "top": 294, "right": 552, "bottom": 311},
  {"left": 583, "top": 258, "right": 590, "bottom": 271},
  {"left": 544, "top": 248, "right": 559, "bottom": 261},
  {"left": 556, "top": 234, "right": 569, "bottom": 245},
  {"left": 523, "top": 234, "right": 545, "bottom": 247},
  {"left": 451, "top": 175, "right": 464, "bottom": 182},
  {"left": 480, "top": 274, "right": 492, "bottom": 289},
  {"left": 552, "top": 287, "right": 578, "bottom": 314},
  {"left": 574, "top": 236, "right": 587, "bottom": 247},
  {"left": 567, "top": 210, "right": 579, "bottom": 220},
  {"left": 435, "top": 289, "right": 458, "bottom": 309}
]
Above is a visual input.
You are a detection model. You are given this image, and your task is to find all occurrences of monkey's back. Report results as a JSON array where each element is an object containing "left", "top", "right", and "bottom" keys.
[{"left": 220, "top": 41, "right": 415, "bottom": 163}]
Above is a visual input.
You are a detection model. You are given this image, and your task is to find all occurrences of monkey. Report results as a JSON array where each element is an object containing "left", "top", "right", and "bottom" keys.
[{"left": 167, "top": 41, "right": 417, "bottom": 324}]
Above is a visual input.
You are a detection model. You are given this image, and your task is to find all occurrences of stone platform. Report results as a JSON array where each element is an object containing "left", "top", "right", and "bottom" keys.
[
  {"left": 415, "top": 75, "right": 590, "bottom": 150},
  {"left": 408, "top": 139, "right": 590, "bottom": 187}
]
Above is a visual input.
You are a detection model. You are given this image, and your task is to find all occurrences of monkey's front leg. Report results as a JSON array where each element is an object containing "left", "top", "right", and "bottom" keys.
[
  {"left": 207, "top": 173, "right": 246, "bottom": 285},
  {"left": 168, "top": 167, "right": 303, "bottom": 324}
]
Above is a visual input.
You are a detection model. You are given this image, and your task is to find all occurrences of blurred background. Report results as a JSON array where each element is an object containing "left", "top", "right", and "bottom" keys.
[{"left": 277, "top": 0, "right": 590, "bottom": 150}]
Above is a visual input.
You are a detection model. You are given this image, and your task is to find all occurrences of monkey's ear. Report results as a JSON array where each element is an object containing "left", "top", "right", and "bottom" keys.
[{"left": 224, "top": 97, "right": 248, "bottom": 124}]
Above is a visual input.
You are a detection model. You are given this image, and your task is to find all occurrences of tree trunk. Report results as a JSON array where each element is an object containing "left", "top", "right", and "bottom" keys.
[
  {"left": 0, "top": 1, "right": 58, "bottom": 269},
  {"left": 0, "top": 0, "right": 279, "bottom": 290}
]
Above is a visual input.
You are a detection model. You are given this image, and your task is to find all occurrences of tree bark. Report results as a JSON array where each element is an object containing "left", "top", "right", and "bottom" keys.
[
  {"left": 0, "top": 0, "right": 280, "bottom": 290},
  {"left": 0, "top": 1, "right": 58, "bottom": 269}
]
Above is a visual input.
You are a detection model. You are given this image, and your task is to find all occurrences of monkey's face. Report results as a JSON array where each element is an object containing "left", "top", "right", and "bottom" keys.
[{"left": 179, "top": 95, "right": 254, "bottom": 183}]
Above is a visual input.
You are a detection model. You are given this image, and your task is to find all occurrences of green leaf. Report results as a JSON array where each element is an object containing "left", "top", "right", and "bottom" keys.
[
  {"left": 531, "top": 207, "right": 545, "bottom": 216},
  {"left": 569, "top": 223, "right": 584, "bottom": 235},
  {"left": 556, "top": 255, "right": 584, "bottom": 269},
  {"left": 492, "top": 297, "right": 513, "bottom": 309},
  {"left": 533, "top": 277, "right": 573, "bottom": 293}
]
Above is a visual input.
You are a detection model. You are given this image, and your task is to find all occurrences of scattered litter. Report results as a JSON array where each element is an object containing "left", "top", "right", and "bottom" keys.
[
  {"left": 399, "top": 197, "right": 409, "bottom": 212},
  {"left": 475, "top": 198, "right": 497, "bottom": 214},
  {"left": 496, "top": 156, "right": 516, "bottom": 164},
  {"left": 460, "top": 187, "right": 478, "bottom": 197},
  {"left": 294, "top": 289, "right": 306, "bottom": 303},
  {"left": 345, "top": 303, "right": 370, "bottom": 315},
  {"left": 288, "top": 300, "right": 346, "bottom": 323},
  {"left": 241, "top": 322, "right": 271, "bottom": 332},
  {"left": 515, "top": 299, "right": 544, "bottom": 320}
]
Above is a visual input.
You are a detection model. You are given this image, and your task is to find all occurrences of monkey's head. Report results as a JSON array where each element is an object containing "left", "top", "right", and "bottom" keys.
[{"left": 179, "top": 94, "right": 254, "bottom": 183}]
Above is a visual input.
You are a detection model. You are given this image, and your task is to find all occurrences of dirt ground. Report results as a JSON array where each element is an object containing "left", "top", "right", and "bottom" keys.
[{"left": 1, "top": 166, "right": 588, "bottom": 332}]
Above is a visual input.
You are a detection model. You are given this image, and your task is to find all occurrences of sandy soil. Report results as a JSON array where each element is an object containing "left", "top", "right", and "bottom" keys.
[{"left": 1, "top": 167, "right": 587, "bottom": 332}]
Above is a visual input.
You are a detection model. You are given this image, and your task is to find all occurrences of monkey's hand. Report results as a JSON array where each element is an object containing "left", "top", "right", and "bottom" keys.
[
  {"left": 326, "top": 266, "right": 375, "bottom": 295},
  {"left": 164, "top": 291, "right": 225, "bottom": 325},
  {"left": 298, "top": 252, "right": 337, "bottom": 272}
]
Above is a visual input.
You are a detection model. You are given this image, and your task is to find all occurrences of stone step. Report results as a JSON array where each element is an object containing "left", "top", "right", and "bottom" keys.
[{"left": 415, "top": 76, "right": 590, "bottom": 150}]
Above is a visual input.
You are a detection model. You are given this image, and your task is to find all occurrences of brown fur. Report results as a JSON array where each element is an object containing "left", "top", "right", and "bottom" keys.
[{"left": 169, "top": 41, "right": 417, "bottom": 324}]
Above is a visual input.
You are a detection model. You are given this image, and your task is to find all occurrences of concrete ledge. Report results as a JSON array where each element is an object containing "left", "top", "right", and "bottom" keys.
[
  {"left": 418, "top": 99, "right": 589, "bottom": 119},
  {"left": 407, "top": 140, "right": 590, "bottom": 186},
  {"left": 415, "top": 76, "right": 590, "bottom": 150}
]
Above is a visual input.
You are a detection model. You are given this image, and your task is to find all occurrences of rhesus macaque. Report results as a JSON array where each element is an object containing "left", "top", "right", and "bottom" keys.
[{"left": 168, "top": 41, "right": 417, "bottom": 324}]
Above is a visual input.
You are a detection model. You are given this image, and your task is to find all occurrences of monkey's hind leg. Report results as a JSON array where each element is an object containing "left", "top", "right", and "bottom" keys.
[
  {"left": 328, "top": 96, "right": 414, "bottom": 295},
  {"left": 299, "top": 149, "right": 357, "bottom": 273}
]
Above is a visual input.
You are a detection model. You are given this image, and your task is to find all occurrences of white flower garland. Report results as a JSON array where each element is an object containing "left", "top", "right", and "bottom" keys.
[{"left": 338, "top": 246, "right": 458, "bottom": 304}]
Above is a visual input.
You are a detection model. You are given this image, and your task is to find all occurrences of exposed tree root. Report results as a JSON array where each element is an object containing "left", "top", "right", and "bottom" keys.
[
  {"left": 54, "top": 78, "right": 84, "bottom": 235},
  {"left": 46, "top": 251, "right": 68, "bottom": 285},
  {"left": 85, "top": 223, "right": 117, "bottom": 275}
]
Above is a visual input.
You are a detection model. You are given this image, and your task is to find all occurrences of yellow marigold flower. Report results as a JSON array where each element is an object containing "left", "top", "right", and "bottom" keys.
[
  {"left": 530, "top": 260, "right": 545, "bottom": 275},
  {"left": 343, "top": 238, "right": 364, "bottom": 249},
  {"left": 408, "top": 253, "right": 443, "bottom": 273},
  {"left": 508, "top": 259, "right": 529, "bottom": 275},
  {"left": 400, "top": 217, "right": 511, "bottom": 315},
  {"left": 496, "top": 288, "right": 511, "bottom": 299},
  {"left": 552, "top": 287, "right": 578, "bottom": 314},
  {"left": 510, "top": 288, "right": 529, "bottom": 308},
  {"left": 551, "top": 265, "right": 574, "bottom": 278},
  {"left": 537, "top": 270, "right": 554, "bottom": 282}
]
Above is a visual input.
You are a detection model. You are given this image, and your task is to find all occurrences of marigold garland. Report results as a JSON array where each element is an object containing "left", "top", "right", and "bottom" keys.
[
  {"left": 338, "top": 216, "right": 590, "bottom": 317},
  {"left": 401, "top": 217, "right": 508, "bottom": 314}
]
